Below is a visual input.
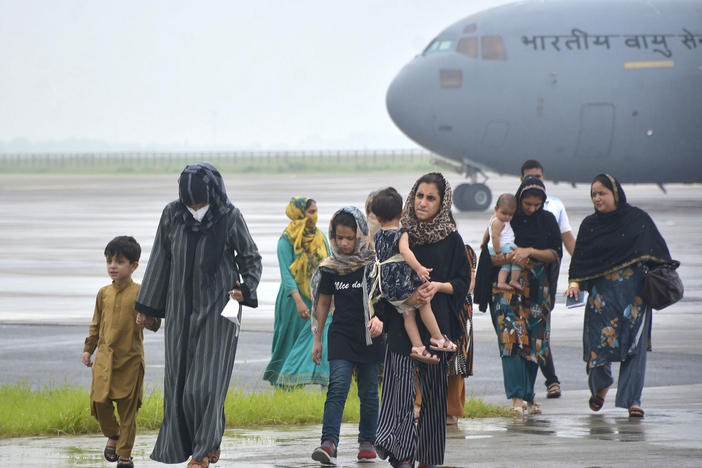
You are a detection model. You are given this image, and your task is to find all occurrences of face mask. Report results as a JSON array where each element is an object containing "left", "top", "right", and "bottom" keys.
[{"left": 187, "top": 204, "right": 210, "bottom": 222}]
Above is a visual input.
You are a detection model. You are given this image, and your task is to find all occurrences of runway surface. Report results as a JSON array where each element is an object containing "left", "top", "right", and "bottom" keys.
[{"left": 0, "top": 171, "right": 701, "bottom": 466}]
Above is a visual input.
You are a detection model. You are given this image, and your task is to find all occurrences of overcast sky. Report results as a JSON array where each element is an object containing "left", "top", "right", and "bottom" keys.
[{"left": 0, "top": 0, "right": 510, "bottom": 151}]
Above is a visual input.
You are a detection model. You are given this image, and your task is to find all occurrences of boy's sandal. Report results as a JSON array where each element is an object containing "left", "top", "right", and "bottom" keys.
[
  {"left": 429, "top": 335, "right": 457, "bottom": 353},
  {"left": 117, "top": 457, "right": 134, "bottom": 468},
  {"left": 409, "top": 347, "right": 440, "bottom": 365},
  {"left": 208, "top": 447, "right": 221, "bottom": 463},
  {"left": 104, "top": 435, "right": 119, "bottom": 463},
  {"left": 589, "top": 394, "right": 605, "bottom": 412},
  {"left": 628, "top": 406, "right": 645, "bottom": 418},
  {"left": 187, "top": 458, "right": 210, "bottom": 468}
]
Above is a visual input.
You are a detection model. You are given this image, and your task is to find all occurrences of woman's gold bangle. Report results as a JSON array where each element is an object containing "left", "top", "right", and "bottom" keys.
[{"left": 529, "top": 247, "right": 534, "bottom": 257}]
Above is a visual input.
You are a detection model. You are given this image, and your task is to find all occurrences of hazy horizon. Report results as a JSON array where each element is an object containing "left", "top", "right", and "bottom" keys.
[{"left": 0, "top": 0, "right": 511, "bottom": 153}]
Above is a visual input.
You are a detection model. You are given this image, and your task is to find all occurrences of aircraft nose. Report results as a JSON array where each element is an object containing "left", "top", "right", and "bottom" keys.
[{"left": 386, "top": 59, "right": 435, "bottom": 143}]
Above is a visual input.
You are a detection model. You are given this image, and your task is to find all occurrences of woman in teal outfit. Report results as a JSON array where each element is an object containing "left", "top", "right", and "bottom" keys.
[{"left": 263, "top": 196, "right": 331, "bottom": 387}]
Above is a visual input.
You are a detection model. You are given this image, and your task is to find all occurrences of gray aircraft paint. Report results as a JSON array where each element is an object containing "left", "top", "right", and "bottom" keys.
[{"left": 386, "top": 0, "right": 702, "bottom": 210}]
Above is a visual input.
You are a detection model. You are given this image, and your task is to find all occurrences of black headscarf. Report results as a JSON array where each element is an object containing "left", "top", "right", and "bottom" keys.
[
  {"left": 474, "top": 176, "right": 561, "bottom": 311},
  {"left": 511, "top": 176, "right": 562, "bottom": 257},
  {"left": 569, "top": 174, "right": 672, "bottom": 282},
  {"left": 176, "top": 162, "right": 234, "bottom": 275}
]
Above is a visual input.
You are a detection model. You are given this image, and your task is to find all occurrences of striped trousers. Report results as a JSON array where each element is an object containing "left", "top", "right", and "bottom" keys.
[{"left": 375, "top": 349, "right": 448, "bottom": 466}]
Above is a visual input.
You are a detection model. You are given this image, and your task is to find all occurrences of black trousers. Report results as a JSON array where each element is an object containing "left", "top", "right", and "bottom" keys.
[{"left": 539, "top": 350, "right": 560, "bottom": 387}]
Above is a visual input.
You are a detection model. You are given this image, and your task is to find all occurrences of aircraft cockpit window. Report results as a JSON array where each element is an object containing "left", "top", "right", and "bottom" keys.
[
  {"left": 440, "top": 69, "right": 462, "bottom": 88},
  {"left": 457, "top": 38, "right": 478, "bottom": 58},
  {"left": 423, "top": 39, "right": 455, "bottom": 55},
  {"left": 463, "top": 23, "right": 477, "bottom": 34},
  {"left": 481, "top": 36, "right": 507, "bottom": 60}
]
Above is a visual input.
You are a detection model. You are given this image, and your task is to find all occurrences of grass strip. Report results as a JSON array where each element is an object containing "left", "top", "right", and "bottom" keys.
[{"left": 0, "top": 382, "right": 510, "bottom": 439}]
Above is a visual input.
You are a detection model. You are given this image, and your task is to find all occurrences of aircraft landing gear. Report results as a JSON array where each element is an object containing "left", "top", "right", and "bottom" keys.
[
  {"left": 432, "top": 156, "right": 493, "bottom": 211},
  {"left": 453, "top": 183, "right": 492, "bottom": 211}
]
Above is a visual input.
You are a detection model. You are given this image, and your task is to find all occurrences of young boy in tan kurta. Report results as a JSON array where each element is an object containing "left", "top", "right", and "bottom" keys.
[{"left": 82, "top": 236, "right": 160, "bottom": 467}]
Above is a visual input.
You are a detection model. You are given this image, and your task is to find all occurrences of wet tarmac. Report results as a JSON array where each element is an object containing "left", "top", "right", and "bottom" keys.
[
  {"left": 1, "top": 172, "right": 701, "bottom": 466},
  {"left": 2, "top": 385, "right": 701, "bottom": 467}
]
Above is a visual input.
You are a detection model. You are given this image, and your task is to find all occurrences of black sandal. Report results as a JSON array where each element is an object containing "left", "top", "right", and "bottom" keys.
[
  {"left": 117, "top": 457, "right": 134, "bottom": 468},
  {"left": 104, "top": 435, "right": 119, "bottom": 462},
  {"left": 628, "top": 406, "right": 645, "bottom": 418},
  {"left": 589, "top": 394, "right": 605, "bottom": 412},
  {"left": 547, "top": 382, "right": 561, "bottom": 398}
]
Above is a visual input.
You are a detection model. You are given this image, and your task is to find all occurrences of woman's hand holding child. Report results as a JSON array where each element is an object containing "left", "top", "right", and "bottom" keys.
[{"left": 415, "top": 265, "right": 432, "bottom": 283}]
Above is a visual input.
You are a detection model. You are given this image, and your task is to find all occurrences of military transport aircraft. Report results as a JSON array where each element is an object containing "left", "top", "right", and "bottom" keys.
[{"left": 386, "top": 0, "right": 702, "bottom": 210}]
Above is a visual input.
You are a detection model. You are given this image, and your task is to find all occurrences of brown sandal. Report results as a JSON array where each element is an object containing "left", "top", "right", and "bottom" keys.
[
  {"left": 429, "top": 335, "right": 457, "bottom": 353},
  {"left": 208, "top": 447, "right": 221, "bottom": 463},
  {"left": 187, "top": 458, "right": 210, "bottom": 468}
]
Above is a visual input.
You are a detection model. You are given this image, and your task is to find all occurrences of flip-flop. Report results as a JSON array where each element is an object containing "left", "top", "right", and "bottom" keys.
[
  {"left": 628, "top": 406, "right": 645, "bottom": 418},
  {"left": 429, "top": 335, "right": 457, "bottom": 353},
  {"left": 526, "top": 402, "right": 542, "bottom": 415},
  {"left": 409, "top": 347, "right": 440, "bottom": 364},
  {"left": 589, "top": 394, "right": 605, "bottom": 412}
]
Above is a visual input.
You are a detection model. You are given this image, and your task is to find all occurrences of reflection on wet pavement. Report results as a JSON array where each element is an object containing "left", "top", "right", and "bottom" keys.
[{"left": 3, "top": 402, "right": 702, "bottom": 467}]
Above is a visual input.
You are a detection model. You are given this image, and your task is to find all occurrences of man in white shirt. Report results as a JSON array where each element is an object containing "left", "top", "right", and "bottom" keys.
[{"left": 520, "top": 160, "right": 575, "bottom": 399}]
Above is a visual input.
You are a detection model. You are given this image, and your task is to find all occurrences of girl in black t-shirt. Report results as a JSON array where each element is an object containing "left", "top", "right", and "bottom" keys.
[{"left": 310, "top": 206, "right": 385, "bottom": 465}]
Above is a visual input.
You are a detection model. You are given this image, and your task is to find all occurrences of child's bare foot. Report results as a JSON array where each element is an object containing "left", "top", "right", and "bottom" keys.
[
  {"left": 429, "top": 335, "right": 457, "bottom": 352},
  {"left": 496, "top": 282, "right": 514, "bottom": 290},
  {"left": 509, "top": 280, "right": 523, "bottom": 291}
]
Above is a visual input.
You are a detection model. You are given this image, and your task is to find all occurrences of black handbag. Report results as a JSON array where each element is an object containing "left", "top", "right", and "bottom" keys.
[{"left": 642, "top": 260, "right": 683, "bottom": 310}]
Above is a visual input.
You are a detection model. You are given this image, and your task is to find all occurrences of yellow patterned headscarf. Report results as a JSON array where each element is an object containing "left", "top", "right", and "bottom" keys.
[{"left": 282, "top": 196, "right": 329, "bottom": 299}]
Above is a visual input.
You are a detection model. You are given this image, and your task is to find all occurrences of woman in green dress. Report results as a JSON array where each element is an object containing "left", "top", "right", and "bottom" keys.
[{"left": 263, "top": 196, "right": 331, "bottom": 387}]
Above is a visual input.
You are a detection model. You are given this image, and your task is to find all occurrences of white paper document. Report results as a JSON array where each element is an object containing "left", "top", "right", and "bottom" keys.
[{"left": 220, "top": 298, "right": 241, "bottom": 330}]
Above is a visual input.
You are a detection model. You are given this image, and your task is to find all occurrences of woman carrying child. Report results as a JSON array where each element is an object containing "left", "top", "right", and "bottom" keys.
[
  {"left": 374, "top": 173, "right": 469, "bottom": 468},
  {"left": 476, "top": 176, "right": 561, "bottom": 416},
  {"left": 310, "top": 206, "right": 385, "bottom": 464},
  {"left": 366, "top": 187, "right": 457, "bottom": 364}
]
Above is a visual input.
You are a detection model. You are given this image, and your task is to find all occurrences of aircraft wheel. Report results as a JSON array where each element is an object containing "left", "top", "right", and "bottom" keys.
[
  {"left": 468, "top": 183, "right": 492, "bottom": 211},
  {"left": 452, "top": 183, "right": 472, "bottom": 211}
]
